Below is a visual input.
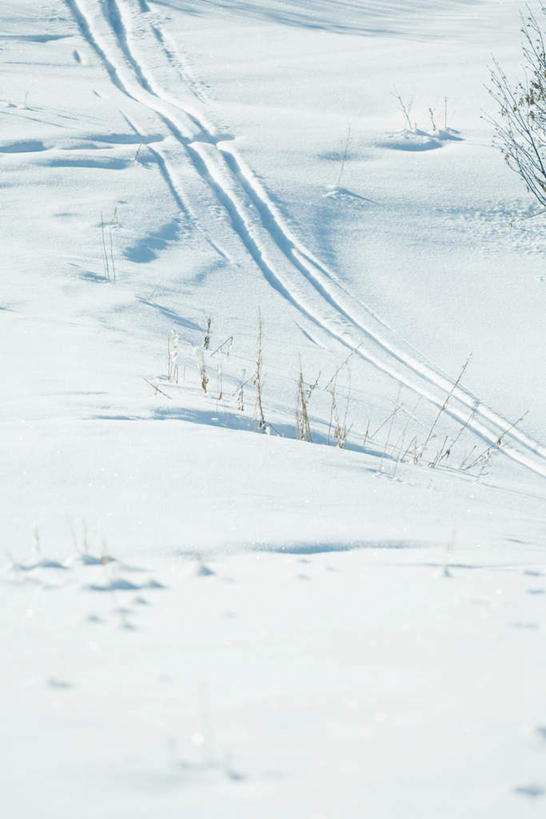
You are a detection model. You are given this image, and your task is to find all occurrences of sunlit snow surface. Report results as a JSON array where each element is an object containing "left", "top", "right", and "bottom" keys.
[{"left": 1, "top": 0, "right": 546, "bottom": 816}]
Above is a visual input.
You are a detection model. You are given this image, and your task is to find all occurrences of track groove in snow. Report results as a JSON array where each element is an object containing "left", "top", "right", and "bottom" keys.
[{"left": 64, "top": 0, "right": 546, "bottom": 477}]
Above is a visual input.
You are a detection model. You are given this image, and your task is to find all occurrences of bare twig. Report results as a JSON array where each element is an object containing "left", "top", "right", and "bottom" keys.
[
  {"left": 336, "top": 123, "right": 352, "bottom": 188},
  {"left": 203, "top": 316, "right": 212, "bottom": 350},
  {"left": 394, "top": 92, "right": 415, "bottom": 130},
  {"left": 142, "top": 377, "right": 172, "bottom": 399},
  {"left": 418, "top": 355, "right": 471, "bottom": 460},
  {"left": 210, "top": 336, "right": 234, "bottom": 357},
  {"left": 463, "top": 411, "right": 529, "bottom": 471},
  {"left": 324, "top": 344, "right": 363, "bottom": 392},
  {"left": 253, "top": 310, "right": 266, "bottom": 429},
  {"left": 296, "top": 363, "right": 319, "bottom": 442}
]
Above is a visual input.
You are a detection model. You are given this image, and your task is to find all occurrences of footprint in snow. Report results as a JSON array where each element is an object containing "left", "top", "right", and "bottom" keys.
[
  {"left": 76, "top": 553, "right": 116, "bottom": 566},
  {"left": 323, "top": 185, "right": 377, "bottom": 209},
  {"left": 194, "top": 562, "right": 215, "bottom": 577},
  {"left": 113, "top": 606, "right": 132, "bottom": 615},
  {"left": 120, "top": 619, "right": 137, "bottom": 631},
  {"left": 514, "top": 783, "right": 546, "bottom": 798},
  {"left": 225, "top": 768, "right": 246, "bottom": 782},
  {"left": 0, "top": 139, "right": 46, "bottom": 154},
  {"left": 47, "top": 677, "right": 73, "bottom": 690},
  {"left": 10, "top": 558, "right": 67, "bottom": 572},
  {"left": 4, "top": 557, "right": 71, "bottom": 590},
  {"left": 85, "top": 577, "right": 165, "bottom": 592}
]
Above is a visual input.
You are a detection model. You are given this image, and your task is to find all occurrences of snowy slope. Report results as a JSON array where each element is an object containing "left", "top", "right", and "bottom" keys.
[{"left": 1, "top": 1, "right": 546, "bottom": 816}]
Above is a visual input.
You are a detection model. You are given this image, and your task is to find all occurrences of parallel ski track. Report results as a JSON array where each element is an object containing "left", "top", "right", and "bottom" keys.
[
  {"left": 150, "top": 20, "right": 207, "bottom": 103},
  {"left": 63, "top": 0, "right": 229, "bottom": 263},
  {"left": 66, "top": 0, "right": 546, "bottom": 477}
]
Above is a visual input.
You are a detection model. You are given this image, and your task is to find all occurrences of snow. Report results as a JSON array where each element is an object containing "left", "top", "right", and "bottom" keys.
[{"left": 1, "top": 0, "right": 546, "bottom": 815}]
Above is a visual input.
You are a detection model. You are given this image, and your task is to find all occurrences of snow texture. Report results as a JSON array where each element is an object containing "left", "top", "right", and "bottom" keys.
[{"left": 1, "top": 0, "right": 545, "bottom": 816}]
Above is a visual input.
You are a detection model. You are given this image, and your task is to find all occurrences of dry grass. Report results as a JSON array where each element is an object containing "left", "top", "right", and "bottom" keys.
[
  {"left": 100, "top": 208, "right": 118, "bottom": 282},
  {"left": 253, "top": 310, "right": 266, "bottom": 430},
  {"left": 194, "top": 348, "right": 209, "bottom": 393},
  {"left": 296, "top": 362, "right": 320, "bottom": 442},
  {"left": 168, "top": 329, "right": 179, "bottom": 383},
  {"left": 151, "top": 313, "right": 522, "bottom": 481}
]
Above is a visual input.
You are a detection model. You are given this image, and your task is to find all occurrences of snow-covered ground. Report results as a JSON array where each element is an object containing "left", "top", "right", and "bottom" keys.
[{"left": 1, "top": 0, "right": 545, "bottom": 815}]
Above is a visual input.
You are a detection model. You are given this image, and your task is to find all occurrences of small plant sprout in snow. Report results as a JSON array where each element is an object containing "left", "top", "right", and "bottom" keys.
[
  {"left": 33, "top": 526, "right": 42, "bottom": 558},
  {"left": 442, "top": 531, "right": 456, "bottom": 578},
  {"left": 203, "top": 315, "right": 212, "bottom": 350},
  {"left": 394, "top": 92, "right": 415, "bottom": 130},
  {"left": 236, "top": 370, "right": 246, "bottom": 413},
  {"left": 379, "top": 386, "right": 401, "bottom": 473},
  {"left": 99, "top": 208, "right": 118, "bottom": 282},
  {"left": 296, "top": 362, "right": 320, "bottom": 442},
  {"left": 100, "top": 537, "right": 112, "bottom": 566},
  {"left": 427, "top": 97, "right": 449, "bottom": 133},
  {"left": 335, "top": 123, "right": 352, "bottom": 188},
  {"left": 168, "top": 329, "right": 179, "bottom": 383},
  {"left": 194, "top": 347, "right": 209, "bottom": 393},
  {"left": 386, "top": 94, "right": 458, "bottom": 149},
  {"left": 66, "top": 516, "right": 91, "bottom": 557},
  {"left": 327, "top": 375, "right": 352, "bottom": 449},
  {"left": 216, "top": 363, "right": 223, "bottom": 401},
  {"left": 253, "top": 310, "right": 266, "bottom": 430},
  {"left": 362, "top": 419, "right": 371, "bottom": 452}
]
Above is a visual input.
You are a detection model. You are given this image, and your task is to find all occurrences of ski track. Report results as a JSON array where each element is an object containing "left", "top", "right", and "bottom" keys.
[
  {"left": 121, "top": 111, "right": 231, "bottom": 262},
  {"left": 64, "top": 0, "right": 546, "bottom": 477},
  {"left": 64, "top": 0, "right": 228, "bottom": 261},
  {"left": 150, "top": 20, "right": 208, "bottom": 103}
]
